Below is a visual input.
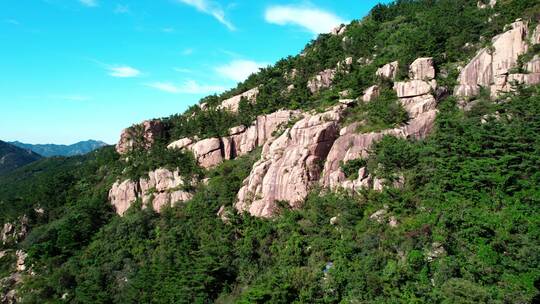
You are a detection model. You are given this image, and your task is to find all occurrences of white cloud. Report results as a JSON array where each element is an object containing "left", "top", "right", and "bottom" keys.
[
  {"left": 181, "top": 48, "right": 194, "bottom": 55},
  {"left": 216, "top": 60, "right": 267, "bottom": 82},
  {"left": 108, "top": 66, "right": 141, "bottom": 78},
  {"left": 265, "top": 5, "right": 345, "bottom": 34},
  {"left": 162, "top": 27, "right": 175, "bottom": 33},
  {"left": 79, "top": 0, "right": 98, "bottom": 7},
  {"left": 177, "top": 0, "right": 235, "bottom": 30},
  {"left": 114, "top": 4, "right": 130, "bottom": 14},
  {"left": 146, "top": 80, "right": 225, "bottom": 94}
]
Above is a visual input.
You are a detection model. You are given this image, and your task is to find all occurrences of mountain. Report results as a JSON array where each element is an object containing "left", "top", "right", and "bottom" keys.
[
  {"left": 1, "top": 0, "right": 540, "bottom": 303},
  {"left": 9, "top": 140, "right": 108, "bottom": 157},
  {"left": 0, "top": 140, "right": 42, "bottom": 175}
]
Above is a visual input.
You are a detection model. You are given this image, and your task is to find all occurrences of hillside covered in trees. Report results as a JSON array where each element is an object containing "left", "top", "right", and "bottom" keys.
[
  {"left": 0, "top": 141, "right": 41, "bottom": 176},
  {"left": 1, "top": 0, "right": 540, "bottom": 303}
]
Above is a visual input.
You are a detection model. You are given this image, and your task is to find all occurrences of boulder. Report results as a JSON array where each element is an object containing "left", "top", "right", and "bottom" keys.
[
  {"left": 167, "top": 138, "right": 193, "bottom": 150},
  {"left": 394, "top": 80, "right": 434, "bottom": 98},
  {"left": 331, "top": 24, "right": 347, "bottom": 35},
  {"left": 109, "top": 168, "right": 192, "bottom": 216},
  {"left": 399, "top": 94, "right": 437, "bottom": 119},
  {"left": 236, "top": 106, "right": 345, "bottom": 218},
  {"left": 218, "top": 87, "right": 259, "bottom": 113},
  {"left": 116, "top": 120, "right": 165, "bottom": 155},
  {"left": 189, "top": 138, "right": 223, "bottom": 169},
  {"left": 108, "top": 180, "right": 139, "bottom": 216},
  {"left": 409, "top": 57, "right": 435, "bottom": 80},
  {"left": 307, "top": 69, "right": 337, "bottom": 93},
  {"left": 362, "top": 85, "right": 380, "bottom": 102},
  {"left": 477, "top": 0, "right": 496, "bottom": 9},
  {"left": 376, "top": 61, "right": 399, "bottom": 80}
]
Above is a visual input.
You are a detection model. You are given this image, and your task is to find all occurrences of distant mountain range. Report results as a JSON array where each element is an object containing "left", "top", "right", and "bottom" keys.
[
  {"left": 9, "top": 140, "right": 108, "bottom": 157},
  {"left": 0, "top": 140, "right": 42, "bottom": 175}
]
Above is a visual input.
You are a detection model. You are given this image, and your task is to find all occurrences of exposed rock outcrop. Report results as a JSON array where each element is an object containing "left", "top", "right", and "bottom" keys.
[
  {"left": 321, "top": 110, "right": 436, "bottom": 191},
  {"left": 307, "top": 58, "right": 353, "bottom": 93},
  {"left": 116, "top": 120, "right": 165, "bottom": 155},
  {"left": 362, "top": 85, "right": 380, "bottom": 102},
  {"left": 1, "top": 216, "right": 28, "bottom": 246},
  {"left": 189, "top": 138, "right": 223, "bottom": 169},
  {"left": 331, "top": 24, "right": 347, "bottom": 35},
  {"left": 217, "top": 87, "right": 259, "bottom": 113},
  {"left": 307, "top": 69, "right": 337, "bottom": 93},
  {"left": 394, "top": 79, "right": 435, "bottom": 98},
  {"left": 409, "top": 57, "right": 436, "bottom": 80},
  {"left": 321, "top": 57, "right": 438, "bottom": 192},
  {"left": 109, "top": 168, "right": 192, "bottom": 216},
  {"left": 168, "top": 110, "right": 300, "bottom": 169},
  {"left": 454, "top": 21, "right": 540, "bottom": 98},
  {"left": 376, "top": 61, "right": 399, "bottom": 80},
  {"left": 477, "top": 0, "right": 496, "bottom": 9},
  {"left": 236, "top": 57, "right": 440, "bottom": 218},
  {"left": 236, "top": 105, "right": 344, "bottom": 217}
]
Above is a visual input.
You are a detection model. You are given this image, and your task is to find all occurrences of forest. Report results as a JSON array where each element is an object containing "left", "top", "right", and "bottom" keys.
[{"left": 1, "top": 0, "right": 540, "bottom": 303}]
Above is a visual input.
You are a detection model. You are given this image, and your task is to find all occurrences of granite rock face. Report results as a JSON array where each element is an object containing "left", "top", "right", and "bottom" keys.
[
  {"left": 108, "top": 168, "right": 192, "bottom": 216},
  {"left": 454, "top": 21, "right": 540, "bottom": 98},
  {"left": 362, "top": 85, "right": 380, "bottom": 102},
  {"left": 116, "top": 120, "right": 165, "bottom": 155},
  {"left": 307, "top": 58, "right": 353, "bottom": 93},
  {"left": 168, "top": 110, "right": 300, "bottom": 169},
  {"left": 217, "top": 87, "right": 259, "bottom": 113},
  {"left": 235, "top": 57, "right": 441, "bottom": 218},
  {"left": 409, "top": 57, "right": 436, "bottom": 80},
  {"left": 376, "top": 61, "right": 399, "bottom": 80},
  {"left": 236, "top": 106, "right": 344, "bottom": 218},
  {"left": 307, "top": 69, "right": 337, "bottom": 93}
]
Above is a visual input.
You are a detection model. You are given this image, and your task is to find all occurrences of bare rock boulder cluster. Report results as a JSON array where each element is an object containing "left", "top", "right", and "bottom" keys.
[
  {"left": 376, "top": 61, "right": 400, "bottom": 80},
  {"left": 108, "top": 168, "right": 192, "bottom": 216},
  {"left": 217, "top": 87, "right": 259, "bottom": 113},
  {"left": 237, "top": 57, "right": 440, "bottom": 218},
  {"left": 236, "top": 105, "right": 344, "bottom": 217},
  {"left": 307, "top": 57, "right": 353, "bottom": 93},
  {"left": 168, "top": 110, "right": 300, "bottom": 169},
  {"left": 116, "top": 120, "right": 165, "bottom": 155},
  {"left": 454, "top": 20, "right": 540, "bottom": 98}
]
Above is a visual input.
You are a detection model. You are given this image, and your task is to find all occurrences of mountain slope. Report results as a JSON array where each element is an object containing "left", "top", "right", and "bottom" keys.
[
  {"left": 1, "top": 0, "right": 540, "bottom": 303},
  {"left": 0, "top": 140, "right": 42, "bottom": 175},
  {"left": 9, "top": 140, "right": 108, "bottom": 157}
]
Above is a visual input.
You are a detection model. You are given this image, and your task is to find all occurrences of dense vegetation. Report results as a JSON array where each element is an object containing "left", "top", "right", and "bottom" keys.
[
  {"left": 0, "top": 141, "right": 42, "bottom": 175},
  {"left": 8, "top": 140, "right": 108, "bottom": 157},
  {"left": 1, "top": 0, "right": 540, "bottom": 303}
]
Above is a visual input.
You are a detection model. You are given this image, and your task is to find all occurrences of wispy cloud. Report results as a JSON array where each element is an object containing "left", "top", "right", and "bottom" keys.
[
  {"left": 79, "top": 0, "right": 98, "bottom": 7},
  {"left": 108, "top": 66, "right": 141, "bottom": 78},
  {"left": 146, "top": 80, "right": 226, "bottom": 94},
  {"left": 114, "top": 4, "right": 130, "bottom": 14},
  {"left": 216, "top": 60, "right": 268, "bottom": 82},
  {"left": 181, "top": 48, "right": 194, "bottom": 56},
  {"left": 264, "top": 5, "right": 345, "bottom": 34},
  {"left": 176, "top": 0, "right": 235, "bottom": 31},
  {"left": 4, "top": 19, "right": 20, "bottom": 25}
]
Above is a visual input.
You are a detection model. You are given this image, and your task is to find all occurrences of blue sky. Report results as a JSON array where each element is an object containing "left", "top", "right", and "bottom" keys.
[{"left": 0, "top": 0, "right": 388, "bottom": 145}]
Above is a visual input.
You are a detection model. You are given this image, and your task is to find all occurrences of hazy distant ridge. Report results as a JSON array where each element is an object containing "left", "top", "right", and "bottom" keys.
[{"left": 9, "top": 140, "right": 108, "bottom": 157}]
